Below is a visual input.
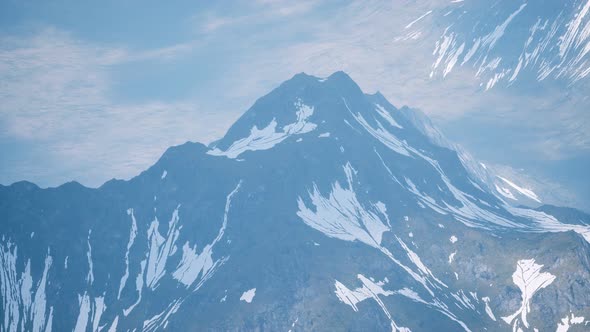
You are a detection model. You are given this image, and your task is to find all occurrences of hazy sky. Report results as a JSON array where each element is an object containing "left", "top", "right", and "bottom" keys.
[{"left": 1, "top": 0, "right": 589, "bottom": 208}]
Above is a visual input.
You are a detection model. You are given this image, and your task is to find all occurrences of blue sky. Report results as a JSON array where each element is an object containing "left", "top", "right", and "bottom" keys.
[{"left": 1, "top": 0, "right": 589, "bottom": 208}]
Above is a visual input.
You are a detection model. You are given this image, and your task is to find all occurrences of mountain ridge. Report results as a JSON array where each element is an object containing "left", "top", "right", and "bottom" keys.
[{"left": 1, "top": 71, "right": 589, "bottom": 331}]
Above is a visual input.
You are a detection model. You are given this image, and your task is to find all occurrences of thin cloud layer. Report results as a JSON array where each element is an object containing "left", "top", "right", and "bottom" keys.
[{"left": 0, "top": 0, "right": 588, "bottom": 204}]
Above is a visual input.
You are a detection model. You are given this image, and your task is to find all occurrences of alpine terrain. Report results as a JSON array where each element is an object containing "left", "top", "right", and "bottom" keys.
[{"left": 1, "top": 72, "right": 589, "bottom": 331}]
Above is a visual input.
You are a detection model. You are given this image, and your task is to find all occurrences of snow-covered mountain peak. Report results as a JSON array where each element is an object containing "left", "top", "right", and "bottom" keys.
[
  {"left": 2, "top": 72, "right": 590, "bottom": 332},
  {"left": 427, "top": 0, "right": 590, "bottom": 89},
  {"left": 207, "top": 71, "right": 410, "bottom": 159}
]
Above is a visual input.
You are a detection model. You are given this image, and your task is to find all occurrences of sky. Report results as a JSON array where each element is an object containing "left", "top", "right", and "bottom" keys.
[{"left": 1, "top": 0, "right": 589, "bottom": 209}]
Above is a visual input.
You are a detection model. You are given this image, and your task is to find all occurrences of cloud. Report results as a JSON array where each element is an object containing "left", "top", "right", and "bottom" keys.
[
  {"left": 2, "top": 0, "right": 589, "bottom": 190},
  {"left": 197, "top": 0, "right": 318, "bottom": 33},
  {"left": 195, "top": 0, "right": 590, "bottom": 162},
  {"left": 0, "top": 27, "right": 227, "bottom": 187}
]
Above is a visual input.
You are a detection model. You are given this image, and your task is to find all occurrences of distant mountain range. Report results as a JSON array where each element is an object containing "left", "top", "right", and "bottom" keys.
[
  {"left": 1, "top": 72, "right": 589, "bottom": 331},
  {"left": 428, "top": 0, "right": 590, "bottom": 89}
]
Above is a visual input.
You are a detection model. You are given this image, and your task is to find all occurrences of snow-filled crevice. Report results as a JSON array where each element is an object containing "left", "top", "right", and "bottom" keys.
[
  {"left": 208, "top": 99, "right": 316, "bottom": 158},
  {"left": 335, "top": 274, "right": 410, "bottom": 332},
  {"left": 118, "top": 208, "right": 138, "bottom": 299},
  {"left": 0, "top": 242, "right": 53, "bottom": 332},
  {"left": 364, "top": 109, "right": 590, "bottom": 243},
  {"left": 297, "top": 163, "right": 476, "bottom": 331},
  {"left": 501, "top": 259, "right": 556, "bottom": 330},
  {"left": 172, "top": 181, "right": 242, "bottom": 288}
]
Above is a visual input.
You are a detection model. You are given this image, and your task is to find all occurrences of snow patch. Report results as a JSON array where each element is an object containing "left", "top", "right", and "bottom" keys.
[
  {"left": 172, "top": 182, "right": 241, "bottom": 287},
  {"left": 118, "top": 208, "right": 138, "bottom": 299},
  {"left": 556, "top": 313, "right": 586, "bottom": 332},
  {"left": 208, "top": 99, "right": 316, "bottom": 158},
  {"left": 497, "top": 176, "right": 541, "bottom": 203},
  {"left": 448, "top": 251, "right": 457, "bottom": 264},
  {"left": 405, "top": 10, "right": 432, "bottom": 29},
  {"left": 297, "top": 163, "right": 391, "bottom": 248},
  {"left": 0, "top": 243, "right": 54, "bottom": 332},
  {"left": 240, "top": 288, "right": 256, "bottom": 303},
  {"left": 344, "top": 98, "right": 410, "bottom": 157},
  {"left": 482, "top": 297, "right": 496, "bottom": 321},
  {"left": 145, "top": 206, "right": 182, "bottom": 289},
  {"left": 495, "top": 184, "right": 516, "bottom": 200},
  {"left": 374, "top": 104, "right": 403, "bottom": 129},
  {"left": 501, "top": 259, "right": 555, "bottom": 329},
  {"left": 335, "top": 274, "right": 410, "bottom": 332}
]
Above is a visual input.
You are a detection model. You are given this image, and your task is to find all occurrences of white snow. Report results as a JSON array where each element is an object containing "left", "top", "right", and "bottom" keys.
[
  {"left": 448, "top": 251, "right": 457, "bottom": 264},
  {"left": 396, "top": 287, "right": 425, "bottom": 303},
  {"left": 432, "top": 3, "right": 527, "bottom": 84},
  {"left": 145, "top": 206, "right": 181, "bottom": 289},
  {"left": 172, "top": 182, "right": 241, "bottom": 287},
  {"left": 405, "top": 10, "right": 432, "bottom": 29},
  {"left": 482, "top": 297, "right": 496, "bottom": 321},
  {"left": 495, "top": 184, "right": 516, "bottom": 200},
  {"left": 74, "top": 293, "right": 91, "bottom": 332},
  {"left": 360, "top": 110, "right": 590, "bottom": 244},
  {"left": 142, "top": 299, "right": 182, "bottom": 332},
  {"left": 208, "top": 99, "right": 316, "bottom": 158},
  {"left": 118, "top": 208, "right": 138, "bottom": 299},
  {"left": 335, "top": 274, "right": 410, "bottom": 331},
  {"left": 108, "top": 316, "right": 119, "bottom": 332},
  {"left": 74, "top": 293, "right": 105, "bottom": 332},
  {"left": 86, "top": 230, "right": 94, "bottom": 285},
  {"left": 507, "top": 206, "right": 590, "bottom": 244},
  {"left": 431, "top": 30, "right": 459, "bottom": 78},
  {"left": 318, "top": 132, "right": 331, "bottom": 138},
  {"left": 123, "top": 259, "right": 146, "bottom": 316},
  {"left": 496, "top": 176, "right": 541, "bottom": 203},
  {"left": 297, "top": 163, "right": 391, "bottom": 248},
  {"left": 161, "top": 170, "right": 167, "bottom": 179},
  {"left": 449, "top": 235, "right": 458, "bottom": 243},
  {"left": 501, "top": 259, "right": 556, "bottom": 329},
  {"left": 354, "top": 113, "right": 411, "bottom": 156},
  {"left": 396, "top": 236, "right": 447, "bottom": 289},
  {"left": 297, "top": 161, "right": 466, "bottom": 300},
  {"left": 482, "top": 4, "right": 528, "bottom": 49},
  {"left": 451, "top": 290, "right": 476, "bottom": 311},
  {"left": 91, "top": 297, "right": 106, "bottom": 332},
  {"left": 240, "top": 288, "right": 256, "bottom": 303},
  {"left": 344, "top": 98, "right": 410, "bottom": 157},
  {"left": 374, "top": 104, "right": 403, "bottom": 129},
  {"left": 335, "top": 274, "right": 393, "bottom": 311},
  {"left": 556, "top": 313, "right": 586, "bottom": 332},
  {"left": 444, "top": 42, "right": 465, "bottom": 77}
]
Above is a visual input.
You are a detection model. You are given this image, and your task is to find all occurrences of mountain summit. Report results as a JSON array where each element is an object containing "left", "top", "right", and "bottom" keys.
[{"left": 1, "top": 72, "right": 589, "bottom": 331}]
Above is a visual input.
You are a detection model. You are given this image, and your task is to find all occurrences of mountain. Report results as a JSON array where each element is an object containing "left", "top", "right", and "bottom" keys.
[
  {"left": 427, "top": 0, "right": 590, "bottom": 89},
  {"left": 1, "top": 72, "right": 590, "bottom": 331},
  {"left": 396, "top": 106, "right": 545, "bottom": 209}
]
